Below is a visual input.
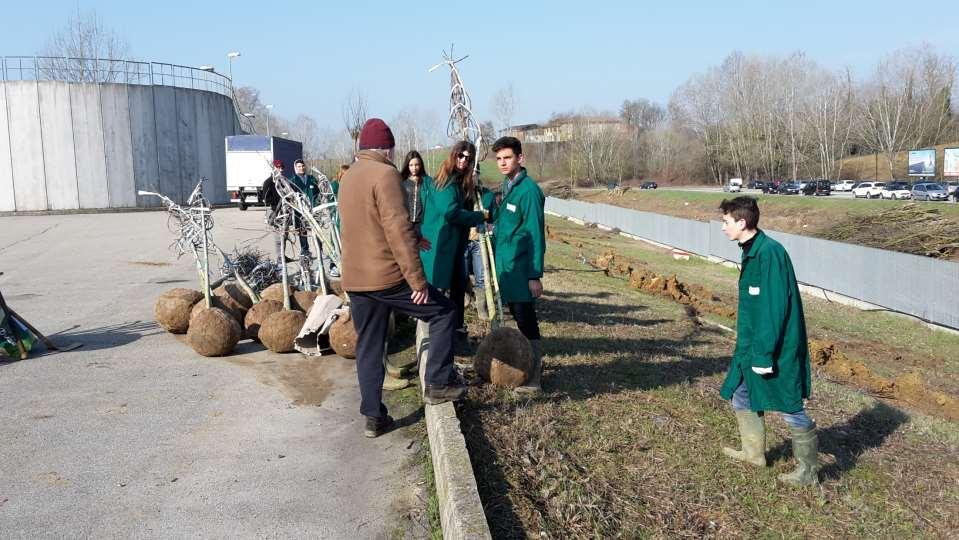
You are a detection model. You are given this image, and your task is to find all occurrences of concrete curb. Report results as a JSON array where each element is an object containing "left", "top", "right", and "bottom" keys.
[
  {"left": 416, "top": 323, "right": 492, "bottom": 539},
  {"left": 425, "top": 402, "right": 492, "bottom": 540}
]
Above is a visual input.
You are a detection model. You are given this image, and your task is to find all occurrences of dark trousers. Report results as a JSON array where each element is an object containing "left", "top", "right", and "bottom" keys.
[
  {"left": 450, "top": 248, "right": 469, "bottom": 332},
  {"left": 349, "top": 282, "right": 455, "bottom": 418},
  {"left": 508, "top": 301, "right": 541, "bottom": 341}
]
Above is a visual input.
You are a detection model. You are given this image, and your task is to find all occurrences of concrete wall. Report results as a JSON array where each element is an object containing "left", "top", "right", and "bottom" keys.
[
  {"left": 0, "top": 80, "right": 239, "bottom": 211},
  {"left": 0, "top": 83, "right": 14, "bottom": 211}
]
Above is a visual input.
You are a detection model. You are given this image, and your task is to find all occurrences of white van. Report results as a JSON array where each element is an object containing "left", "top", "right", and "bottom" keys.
[{"left": 723, "top": 178, "right": 743, "bottom": 193}]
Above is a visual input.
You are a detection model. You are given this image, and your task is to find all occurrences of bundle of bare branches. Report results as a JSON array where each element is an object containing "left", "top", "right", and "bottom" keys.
[{"left": 821, "top": 203, "right": 959, "bottom": 258}]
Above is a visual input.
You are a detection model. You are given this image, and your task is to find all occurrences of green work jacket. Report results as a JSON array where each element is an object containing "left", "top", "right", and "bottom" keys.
[
  {"left": 719, "top": 230, "right": 812, "bottom": 413},
  {"left": 419, "top": 175, "right": 485, "bottom": 290},
  {"left": 290, "top": 174, "right": 321, "bottom": 205},
  {"left": 491, "top": 169, "right": 546, "bottom": 303}
]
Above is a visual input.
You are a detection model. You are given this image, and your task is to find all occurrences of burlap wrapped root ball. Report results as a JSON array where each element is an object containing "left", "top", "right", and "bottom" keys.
[
  {"left": 154, "top": 288, "right": 203, "bottom": 334},
  {"left": 474, "top": 327, "right": 533, "bottom": 388},
  {"left": 260, "top": 309, "right": 307, "bottom": 353},
  {"left": 191, "top": 295, "right": 245, "bottom": 326},
  {"left": 329, "top": 309, "right": 357, "bottom": 359},
  {"left": 292, "top": 290, "right": 318, "bottom": 314},
  {"left": 214, "top": 283, "right": 254, "bottom": 310},
  {"left": 187, "top": 307, "right": 241, "bottom": 357},
  {"left": 261, "top": 283, "right": 294, "bottom": 303},
  {"left": 243, "top": 299, "right": 284, "bottom": 341}
]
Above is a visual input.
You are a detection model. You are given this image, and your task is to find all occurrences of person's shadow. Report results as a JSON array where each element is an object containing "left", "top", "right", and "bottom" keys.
[
  {"left": 768, "top": 401, "right": 909, "bottom": 480},
  {"left": 45, "top": 321, "right": 161, "bottom": 353}
]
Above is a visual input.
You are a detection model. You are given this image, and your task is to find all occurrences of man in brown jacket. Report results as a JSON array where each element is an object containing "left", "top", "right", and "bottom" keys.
[{"left": 339, "top": 118, "right": 466, "bottom": 438}]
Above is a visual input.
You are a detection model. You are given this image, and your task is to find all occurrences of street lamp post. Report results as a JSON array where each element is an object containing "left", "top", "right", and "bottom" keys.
[
  {"left": 265, "top": 104, "right": 274, "bottom": 137},
  {"left": 226, "top": 51, "right": 241, "bottom": 88}
]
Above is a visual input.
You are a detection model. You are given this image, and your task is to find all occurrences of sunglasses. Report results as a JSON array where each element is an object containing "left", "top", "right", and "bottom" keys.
[{"left": 456, "top": 152, "right": 473, "bottom": 161}]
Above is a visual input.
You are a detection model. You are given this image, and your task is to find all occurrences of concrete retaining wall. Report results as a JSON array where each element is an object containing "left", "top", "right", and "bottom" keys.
[{"left": 0, "top": 80, "right": 239, "bottom": 211}]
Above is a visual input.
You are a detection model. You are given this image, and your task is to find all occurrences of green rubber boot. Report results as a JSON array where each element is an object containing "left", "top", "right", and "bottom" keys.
[
  {"left": 779, "top": 425, "right": 820, "bottom": 486},
  {"left": 722, "top": 410, "right": 767, "bottom": 467}
]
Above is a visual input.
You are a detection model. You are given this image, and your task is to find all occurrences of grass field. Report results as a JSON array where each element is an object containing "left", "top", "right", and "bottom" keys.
[
  {"left": 576, "top": 188, "right": 959, "bottom": 260},
  {"left": 458, "top": 216, "right": 958, "bottom": 538}
]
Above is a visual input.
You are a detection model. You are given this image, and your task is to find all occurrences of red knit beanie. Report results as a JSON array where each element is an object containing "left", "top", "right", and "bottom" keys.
[{"left": 358, "top": 118, "right": 395, "bottom": 150}]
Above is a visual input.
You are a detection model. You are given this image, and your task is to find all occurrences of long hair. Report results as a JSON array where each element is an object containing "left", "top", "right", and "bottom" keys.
[
  {"left": 335, "top": 164, "right": 350, "bottom": 181},
  {"left": 400, "top": 150, "right": 427, "bottom": 180},
  {"left": 434, "top": 141, "right": 476, "bottom": 200}
]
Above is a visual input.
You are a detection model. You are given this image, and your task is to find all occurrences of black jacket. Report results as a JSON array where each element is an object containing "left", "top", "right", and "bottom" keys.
[
  {"left": 401, "top": 177, "right": 425, "bottom": 224},
  {"left": 262, "top": 176, "right": 280, "bottom": 210}
]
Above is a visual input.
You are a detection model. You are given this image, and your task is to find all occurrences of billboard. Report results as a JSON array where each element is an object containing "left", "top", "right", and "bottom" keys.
[
  {"left": 944, "top": 148, "right": 959, "bottom": 177},
  {"left": 908, "top": 149, "right": 936, "bottom": 176}
]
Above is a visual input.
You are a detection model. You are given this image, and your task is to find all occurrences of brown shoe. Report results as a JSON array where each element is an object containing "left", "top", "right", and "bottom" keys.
[{"left": 423, "top": 383, "right": 467, "bottom": 405}]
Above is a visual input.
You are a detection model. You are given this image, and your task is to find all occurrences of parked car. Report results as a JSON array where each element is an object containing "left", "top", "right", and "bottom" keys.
[
  {"left": 911, "top": 182, "right": 949, "bottom": 201},
  {"left": 778, "top": 182, "right": 801, "bottom": 195},
  {"left": 802, "top": 180, "right": 831, "bottom": 196},
  {"left": 880, "top": 182, "right": 911, "bottom": 200},
  {"left": 832, "top": 180, "right": 856, "bottom": 192},
  {"left": 945, "top": 181, "right": 959, "bottom": 196},
  {"left": 640, "top": 181, "right": 658, "bottom": 189},
  {"left": 762, "top": 180, "right": 782, "bottom": 194},
  {"left": 748, "top": 180, "right": 766, "bottom": 190},
  {"left": 852, "top": 181, "right": 885, "bottom": 198}
]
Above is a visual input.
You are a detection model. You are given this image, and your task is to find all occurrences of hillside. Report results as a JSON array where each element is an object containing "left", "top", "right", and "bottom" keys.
[{"left": 841, "top": 142, "right": 958, "bottom": 180}]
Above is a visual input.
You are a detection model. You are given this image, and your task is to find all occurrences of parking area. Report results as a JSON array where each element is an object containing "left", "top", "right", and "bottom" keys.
[{"left": 0, "top": 209, "right": 419, "bottom": 537}]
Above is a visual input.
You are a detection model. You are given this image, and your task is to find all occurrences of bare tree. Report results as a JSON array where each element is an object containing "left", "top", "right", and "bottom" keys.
[
  {"left": 804, "top": 68, "right": 854, "bottom": 180},
  {"left": 857, "top": 46, "right": 956, "bottom": 178},
  {"left": 490, "top": 83, "right": 518, "bottom": 135},
  {"left": 342, "top": 89, "right": 368, "bottom": 154},
  {"left": 39, "top": 9, "right": 131, "bottom": 83},
  {"left": 233, "top": 86, "right": 271, "bottom": 134}
]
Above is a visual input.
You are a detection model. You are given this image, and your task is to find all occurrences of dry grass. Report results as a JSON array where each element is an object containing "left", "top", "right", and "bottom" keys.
[
  {"left": 459, "top": 217, "right": 959, "bottom": 538},
  {"left": 578, "top": 189, "right": 959, "bottom": 261}
]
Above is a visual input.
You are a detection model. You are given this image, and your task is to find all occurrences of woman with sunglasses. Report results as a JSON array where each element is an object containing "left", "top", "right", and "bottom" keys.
[{"left": 419, "top": 141, "right": 489, "bottom": 348}]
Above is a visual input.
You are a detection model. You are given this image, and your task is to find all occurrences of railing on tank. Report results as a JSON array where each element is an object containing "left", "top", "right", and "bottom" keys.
[{"left": 0, "top": 56, "right": 255, "bottom": 133}]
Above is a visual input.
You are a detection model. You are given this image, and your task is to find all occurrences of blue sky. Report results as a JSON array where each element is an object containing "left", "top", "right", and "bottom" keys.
[{"left": 2, "top": 0, "right": 957, "bottom": 135}]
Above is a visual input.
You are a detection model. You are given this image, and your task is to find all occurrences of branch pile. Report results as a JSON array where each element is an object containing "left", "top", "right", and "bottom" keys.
[{"left": 821, "top": 203, "right": 959, "bottom": 258}]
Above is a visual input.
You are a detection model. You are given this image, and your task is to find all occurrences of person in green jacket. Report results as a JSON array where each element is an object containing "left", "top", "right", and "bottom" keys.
[
  {"left": 718, "top": 196, "right": 818, "bottom": 487},
  {"left": 490, "top": 136, "right": 546, "bottom": 395},
  {"left": 419, "top": 142, "right": 488, "bottom": 348},
  {"left": 290, "top": 159, "right": 340, "bottom": 277}
]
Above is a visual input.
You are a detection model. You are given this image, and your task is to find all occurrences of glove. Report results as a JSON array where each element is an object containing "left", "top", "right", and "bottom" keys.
[{"left": 752, "top": 366, "right": 773, "bottom": 375}]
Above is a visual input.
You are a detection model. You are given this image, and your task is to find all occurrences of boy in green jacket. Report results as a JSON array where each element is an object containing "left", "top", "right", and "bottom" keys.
[
  {"left": 718, "top": 196, "right": 818, "bottom": 486},
  {"left": 490, "top": 137, "right": 546, "bottom": 395}
]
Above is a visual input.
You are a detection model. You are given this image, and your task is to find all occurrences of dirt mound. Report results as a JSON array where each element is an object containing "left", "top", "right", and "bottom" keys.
[
  {"left": 474, "top": 327, "right": 532, "bottom": 388},
  {"left": 214, "top": 283, "right": 253, "bottom": 310},
  {"left": 809, "top": 339, "right": 958, "bottom": 420},
  {"left": 243, "top": 299, "right": 284, "bottom": 341},
  {"left": 590, "top": 249, "right": 736, "bottom": 319},
  {"left": 329, "top": 310, "right": 357, "bottom": 359},
  {"left": 187, "top": 307, "right": 241, "bottom": 357},
  {"left": 261, "top": 283, "right": 293, "bottom": 303},
  {"left": 154, "top": 288, "right": 203, "bottom": 333},
  {"left": 191, "top": 296, "right": 244, "bottom": 326},
  {"left": 260, "top": 309, "right": 306, "bottom": 353},
  {"left": 292, "top": 290, "right": 318, "bottom": 313}
]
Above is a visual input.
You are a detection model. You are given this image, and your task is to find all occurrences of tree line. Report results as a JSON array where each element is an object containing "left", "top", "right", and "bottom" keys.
[{"left": 525, "top": 45, "right": 957, "bottom": 187}]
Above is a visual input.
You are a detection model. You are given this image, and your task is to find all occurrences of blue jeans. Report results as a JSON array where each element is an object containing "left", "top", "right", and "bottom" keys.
[
  {"left": 463, "top": 240, "right": 484, "bottom": 289},
  {"left": 731, "top": 383, "right": 814, "bottom": 429}
]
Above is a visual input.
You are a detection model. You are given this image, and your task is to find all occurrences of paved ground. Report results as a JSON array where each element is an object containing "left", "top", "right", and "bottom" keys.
[{"left": 0, "top": 208, "right": 423, "bottom": 538}]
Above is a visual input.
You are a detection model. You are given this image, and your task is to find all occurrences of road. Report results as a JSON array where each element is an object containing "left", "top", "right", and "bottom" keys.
[{"left": 0, "top": 208, "right": 423, "bottom": 538}]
